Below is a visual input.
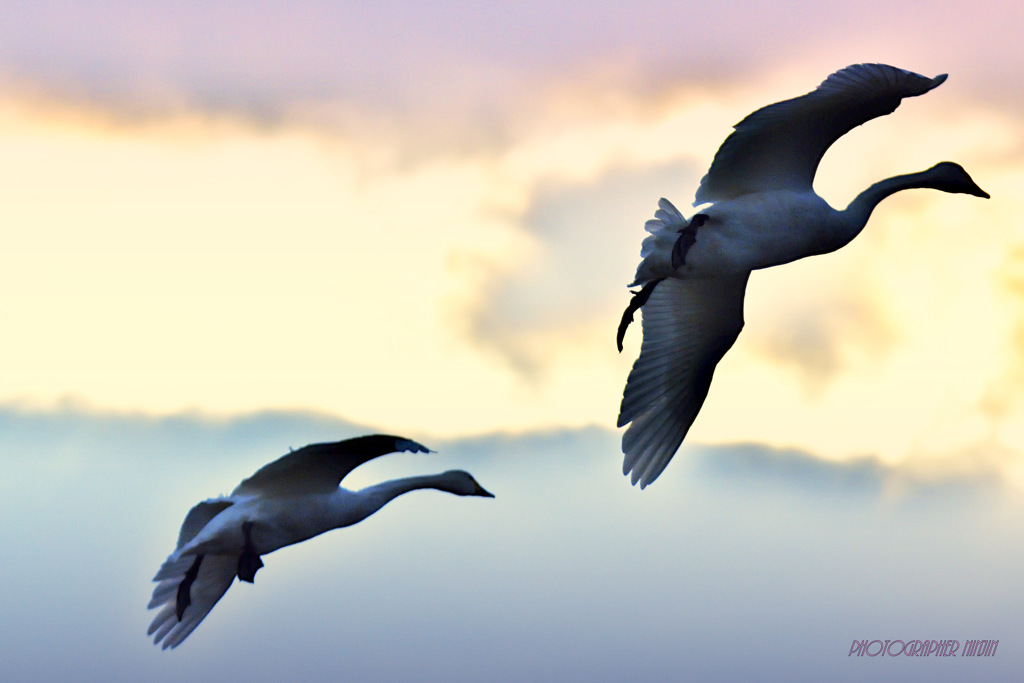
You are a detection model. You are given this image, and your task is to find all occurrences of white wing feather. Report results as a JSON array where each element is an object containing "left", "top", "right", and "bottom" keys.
[
  {"left": 631, "top": 198, "right": 689, "bottom": 286},
  {"left": 148, "top": 554, "right": 237, "bottom": 649},
  {"left": 148, "top": 498, "right": 236, "bottom": 649}
]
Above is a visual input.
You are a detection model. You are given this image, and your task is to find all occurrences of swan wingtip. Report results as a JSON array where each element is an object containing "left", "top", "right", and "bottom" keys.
[{"left": 395, "top": 437, "right": 432, "bottom": 454}]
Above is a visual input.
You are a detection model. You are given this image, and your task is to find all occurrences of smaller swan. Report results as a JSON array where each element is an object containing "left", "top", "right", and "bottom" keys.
[
  {"left": 147, "top": 434, "right": 494, "bottom": 649},
  {"left": 617, "top": 64, "right": 989, "bottom": 489}
]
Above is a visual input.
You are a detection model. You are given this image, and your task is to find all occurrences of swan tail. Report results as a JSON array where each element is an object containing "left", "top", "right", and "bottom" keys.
[{"left": 631, "top": 198, "right": 690, "bottom": 286}]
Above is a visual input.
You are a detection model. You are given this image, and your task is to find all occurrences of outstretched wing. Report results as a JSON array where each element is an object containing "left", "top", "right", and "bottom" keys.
[
  {"left": 618, "top": 274, "right": 748, "bottom": 488},
  {"left": 148, "top": 554, "right": 237, "bottom": 649},
  {"left": 174, "top": 498, "right": 233, "bottom": 550},
  {"left": 232, "top": 434, "right": 432, "bottom": 496},
  {"left": 695, "top": 64, "right": 947, "bottom": 204},
  {"left": 148, "top": 498, "right": 235, "bottom": 649}
]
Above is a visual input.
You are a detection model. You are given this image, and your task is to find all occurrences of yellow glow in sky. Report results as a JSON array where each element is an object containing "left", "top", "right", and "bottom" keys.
[{"left": 1, "top": 87, "right": 1022, "bottom": 471}]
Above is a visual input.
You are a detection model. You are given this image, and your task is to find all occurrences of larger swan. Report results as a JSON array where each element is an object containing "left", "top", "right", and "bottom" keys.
[
  {"left": 147, "top": 434, "right": 494, "bottom": 649},
  {"left": 616, "top": 63, "right": 989, "bottom": 488}
]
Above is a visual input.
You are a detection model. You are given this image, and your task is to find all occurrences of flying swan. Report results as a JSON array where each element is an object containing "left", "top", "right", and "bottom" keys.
[
  {"left": 147, "top": 434, "right": 494, "bottom": 648},
  {"left": 616, "top": 63, "right": 989, "bottom": 489}
]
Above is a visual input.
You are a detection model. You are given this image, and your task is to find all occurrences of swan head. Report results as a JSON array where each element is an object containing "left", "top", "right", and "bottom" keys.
[
  {"left": 439, "top": 470, "right": 495, "bottom": 498},
  {"left": 923, "top": 162, "right": 990, "bottom": 198}
]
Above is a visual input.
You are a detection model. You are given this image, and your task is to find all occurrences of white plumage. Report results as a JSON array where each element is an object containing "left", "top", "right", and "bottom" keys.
[
  {"left": 148, "top": 434, "right": 493, "bottom": 648},
  {"left": 617, "top": 64, "right": 989, "bottom": 488}
]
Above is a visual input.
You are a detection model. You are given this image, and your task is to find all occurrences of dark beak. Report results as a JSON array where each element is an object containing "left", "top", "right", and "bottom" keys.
[
  {"left": 963, "top": 169, "right": 990, "bottom": 198},
  {"left": 474, "top": 483, "right": 495, "bottom": 498},
  {"left": 969, "top": 182, "right": 991, "bottom": 199}
]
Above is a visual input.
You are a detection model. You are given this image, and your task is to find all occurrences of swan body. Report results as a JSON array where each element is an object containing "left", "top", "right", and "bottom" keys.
[
  {"left": 147, "top": 434, "right": 494, "bottom": 649},
  {"left": 632, "top": 190, "right": 845, "bottom": 280},
  {"left": 617, "top": 64, "right": 989, "bottom": 489}
]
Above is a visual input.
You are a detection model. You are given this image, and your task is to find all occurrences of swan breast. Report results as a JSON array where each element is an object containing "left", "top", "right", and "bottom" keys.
[
  {"left": 176, "top": 494, "right": 348, "bottom": 557},
  {"left": 244, "top": 491, "right": 369, "bottom": 553}
]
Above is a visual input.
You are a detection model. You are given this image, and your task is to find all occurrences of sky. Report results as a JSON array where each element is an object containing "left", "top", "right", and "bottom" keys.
[{"left": 2, "top": 1, "right": 1024, "bottom": 680}]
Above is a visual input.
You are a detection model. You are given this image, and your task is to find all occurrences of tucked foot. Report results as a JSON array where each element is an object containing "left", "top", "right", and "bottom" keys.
[
  {"left": 616, "top": 278, "right": 665, "bottom": 352},
  {"left": 671, "top": 213, "right": 708, "bottom": 270},
  {"left": 176, "top": 554, "right": 204, "bottom": 621},
  {"left": 236, "top": 521, "right": 264, "bottom": 584}
]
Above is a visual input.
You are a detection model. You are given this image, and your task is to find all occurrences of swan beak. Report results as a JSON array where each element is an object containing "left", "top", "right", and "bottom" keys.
[
  {"left": 968, "top": 182, "right": 990, "bottom": 199},
  {"left": 962, "top": 171, "right": 990, "bottom": 199},
  {"left": 474, "top": 483, "right": 495, "bottom": 498}
]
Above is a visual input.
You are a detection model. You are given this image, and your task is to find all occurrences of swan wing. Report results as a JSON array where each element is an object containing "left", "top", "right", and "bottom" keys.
[
  {"left": 232, "top": 434, "right": 431, "bottom": 496},
  {"left": 148, "top": 499, "right": 232, "bottom": 587},
  {"left": 695, "top": 63, "right": 946, "bottom": 204},
  {"left": 147, "top": 498, "right": 235, "bottom": 648},
  {"left": 175, "top": 498, "right": 234, "bottom": 549},
  {"left": 147, "top": 554, "right": 237, "bottom": 649},
  {"left": 618, "top": 274, "right": 748, "bottom": 488}
]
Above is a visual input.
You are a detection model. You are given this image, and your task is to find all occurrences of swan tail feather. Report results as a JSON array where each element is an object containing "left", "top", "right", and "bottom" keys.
[{"left": 632, "top": 198, "right": 691, "bottom": 285}]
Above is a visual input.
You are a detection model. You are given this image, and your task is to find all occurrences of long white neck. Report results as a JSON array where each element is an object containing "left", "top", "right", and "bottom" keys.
[
  {"left": 336, "top": 474, "right": 456, "bottom": 528},
  {"left": 838, "top": 169, "right": 937, "bottom": 245}
]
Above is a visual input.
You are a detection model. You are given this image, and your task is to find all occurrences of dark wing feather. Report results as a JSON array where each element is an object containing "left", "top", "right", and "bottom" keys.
[
  {"left": 232, "top": 434, "right": 431, "bottom": 496},
  {"left": 148, "top": 554, "right": 237, "bottom": 649},
  {"left": 149, "top": 500, "right": 232, "bottom": 593},
  {"left": 148, "top": 499, "right": 236, "bottom": 649},
  {"left": 175, "top": 498, "right": 233, "bottom": 549},
  {"left": 694, "top": 64, "right": 947, "bottom": 204},
  {"left": 618, "top": 274, "right": 748, "bottom": 488}
]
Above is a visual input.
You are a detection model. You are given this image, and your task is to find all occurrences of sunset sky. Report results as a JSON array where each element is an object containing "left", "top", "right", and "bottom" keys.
[{"left": 2, "top": 2, "right": 1024, "bottom": 680}]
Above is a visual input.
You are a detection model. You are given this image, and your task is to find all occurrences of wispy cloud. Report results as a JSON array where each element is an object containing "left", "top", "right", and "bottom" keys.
[
  {"left": 6, "top": 1, "right": 1024, "bottom": 150},
  {"left": 464, "top": 160, "right": 701, "bottom": 373},
  {"left": 690, "top": 441, "right": 1008, "bottom": 504},
  {"left": 745, "top": 279, "right": 896, "bottom": 393},
  {"left": 982, "top": 247, "right": 1024, "bottom": 418},
  {"left": 0, "top": 403, "right": 1012, "bottom": 499}
]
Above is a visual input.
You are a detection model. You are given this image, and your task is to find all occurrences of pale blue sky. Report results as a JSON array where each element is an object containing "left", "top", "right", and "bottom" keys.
[{"left": 2, "top": 408, "right": 1021, "bottom": 681}]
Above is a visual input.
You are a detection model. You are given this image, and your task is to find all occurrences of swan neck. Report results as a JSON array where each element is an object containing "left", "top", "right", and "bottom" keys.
[
  {"left": 842, "top": 170, "right": 930, "bottom": 236},
  {"left": 346, "top": 474, "right": 451, "bottom": 523}
]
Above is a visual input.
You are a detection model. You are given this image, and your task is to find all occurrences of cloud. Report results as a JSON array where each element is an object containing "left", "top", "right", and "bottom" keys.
[
  {"left": 689, "top": 441, "right": 1008, "bottom": 504},
  {"left": 1, "top": 402, "right": 1010, "bottom": 502},
  {"left": 463, "top": 160, "right": 702, "bottom": 373},
  {"left": 746, "top": 285, "right": 896, "bottom": 393},
  {"left": 4, "top": 7, "right": 1024, "bottom": 459},
  {"left": 0, "top": 400, "right": 373, "bottom": 472},
  {"left": 981, "top": 246, "right": 1024, "bottom": 419},
  {"left": 6, "top": 0, "right": 1024, "bottom": 156}
]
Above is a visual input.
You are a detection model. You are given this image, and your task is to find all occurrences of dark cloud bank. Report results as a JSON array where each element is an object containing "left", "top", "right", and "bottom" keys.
[{"left": 0, "top": 402, "right": 1003, "bottom": 500}]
